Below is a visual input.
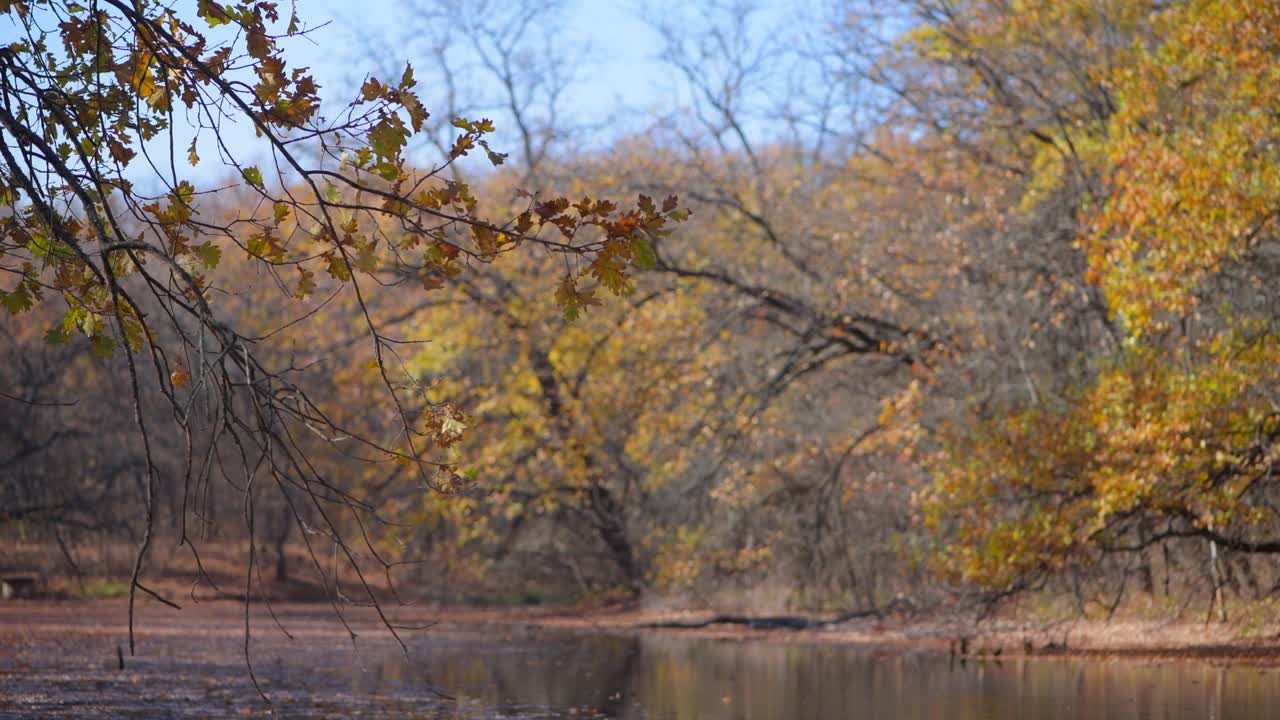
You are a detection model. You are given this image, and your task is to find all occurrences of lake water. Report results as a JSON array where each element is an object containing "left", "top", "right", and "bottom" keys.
[
  {"left": 3, "top": 604, "right": 1279, "bottom": 718},
  {"left": 355, "top": 632, "right": 1279, "bottom": 719}
]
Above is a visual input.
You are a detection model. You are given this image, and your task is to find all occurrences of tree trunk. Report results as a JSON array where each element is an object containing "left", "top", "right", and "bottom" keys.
[{"left": 273, "top": 508, "right": 290, "bottom": 582}]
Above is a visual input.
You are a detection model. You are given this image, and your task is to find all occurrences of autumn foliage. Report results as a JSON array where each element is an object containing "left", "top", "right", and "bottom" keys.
[
  {"left": 3, "top": 0, "right": 1280, "bottom": 624},
  {"left": 923, "top": 0, "right": 1280, "bottom": 605}
]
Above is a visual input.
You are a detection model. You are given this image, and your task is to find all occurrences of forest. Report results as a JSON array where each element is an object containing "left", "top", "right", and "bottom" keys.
[{"left": 2, "top": 0, "right": 1279, "bottom": 637}]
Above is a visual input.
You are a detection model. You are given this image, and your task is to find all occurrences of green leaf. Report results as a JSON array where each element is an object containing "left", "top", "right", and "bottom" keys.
[
  {"left": 44, "top": 326, "right": 71, "bottom": 345},
  {"left": 369, "top": 115, "right": 408, "bottom": 159},
  {"left": 187, "top": 137, "right": 200, "bottom": 166},
  {"left": 402, "top": 92, "right": 428, "bottom": 133},
  {"left": 197, "top": 0, "right": 232, "bottom": 26},
  {"left": 295, "top": 267, "right": 316, "bottom": 298},
  {"left": 374, "top": 161, "right": 401, "bottom": 182},
  {"left": 63, "top": 307, "right": 93, "bottom": 336},
  {"left": 27, "top": 232, "right": 51, "bottom": 259},
  {"left": 554, "top": 275, "right": 600, "bottom": 321},
  {"left": 242, "top": 166, "right": 264, "bottom": 190},
  {"left": 0, "top": 286, "right": 32, "bottom": 315},
  {"left": 247, "top": 233, "right": 268, "bottom": 258},
  {"left": 589, "top": 256, "right": 633, "bottom": 296},
  {"left": 121, "top": 316, "right": 145, "bottom": 352},
  {"left": 630, "top": 236, "right": 657, "bottom": 269},
  {"left": 246, "top": 28, "right": 271, "bottom": 60},
  {"left": 174, "top": 181, "right": 196, "bottom": 205},
  {"left": 91, "top": 334, "right": 115, "bottom": 359},
  {"left": 325, "top": 252, "right": 352, "bottom": 282},
  {"left": 196, "top": 241, "right": 222, "bottom": 269},
  {"left": 555, "top": 276, "right": 580, "bottom": 321},
  {"left": 472, "top": 225, "right": 498, "bottom": 255},
  {"left": 355, "top": 243, "right": 377, "bottom": 273}
]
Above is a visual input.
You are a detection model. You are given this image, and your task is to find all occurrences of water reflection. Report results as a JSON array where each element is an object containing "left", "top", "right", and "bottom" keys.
[{"left": 348, "top": 631, "right": 1280, "bottom": 719}]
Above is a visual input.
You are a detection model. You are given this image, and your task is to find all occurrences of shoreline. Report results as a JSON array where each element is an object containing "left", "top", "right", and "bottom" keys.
[
  {"left": 522, "top": 608, "right": 1280, "bottom": 665},
  {"left": 5, "top": 597, "right": 1280, "bottom": 666}
]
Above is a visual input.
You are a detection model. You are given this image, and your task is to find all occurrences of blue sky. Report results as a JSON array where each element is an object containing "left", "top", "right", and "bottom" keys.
[
  {"left": 289, "top": 1, "right": 678, "bottom": 142},
  {"left": 0, "top": 1, "right": 812, "bottom": 187},
  {"left": 0, "top": 1, "right": 678, "bottom": 185},
  {"left": 284, "top": 0, "right": 803, "bottom": 154}
]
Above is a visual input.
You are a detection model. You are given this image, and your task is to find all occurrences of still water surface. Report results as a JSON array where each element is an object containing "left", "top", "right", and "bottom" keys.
[
  {"left": 5, "top": 610, "right": 1280, "bottom": 719},
  {"left": 348, "top": 630, "right": 1276, "bottom": 719}
]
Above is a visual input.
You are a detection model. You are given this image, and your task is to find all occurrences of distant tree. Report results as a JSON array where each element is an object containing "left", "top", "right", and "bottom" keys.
[
  {"left": 922, "top": 0, "right": 1280, "bottom": 614},
  {"left": 350, "top": 0, "right": 947, "bottom": 610}
]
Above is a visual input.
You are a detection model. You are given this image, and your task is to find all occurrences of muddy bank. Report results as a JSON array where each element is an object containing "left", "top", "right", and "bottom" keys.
[
  {"left": 0, "top": 600, "right": 536, "bottom": 718},
  {"left": 5, "top": 598, "right": 1280, "bottom": 664},
  {"left": 14, "top": 600, "right": 1280, "bottom": 719},
  {"left": 511, "top": 606, "right": 1280, "bottom": 664},
  {"left": 5, "top": 599, "right": 1280, "bottom": 718}
]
